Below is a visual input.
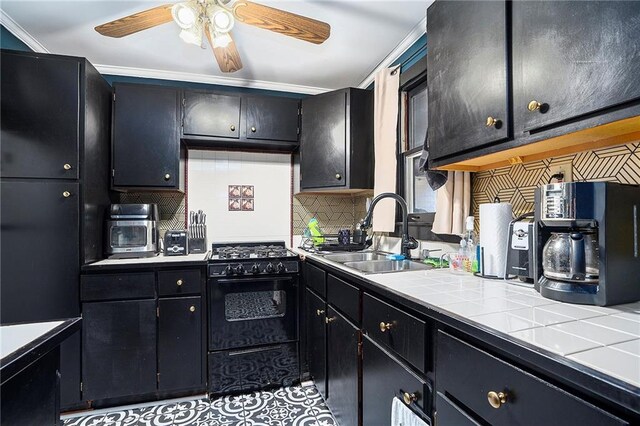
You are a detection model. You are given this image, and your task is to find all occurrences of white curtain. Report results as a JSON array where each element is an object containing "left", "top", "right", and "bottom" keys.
[
  {"left": 372, "top": 66, "right": 400, "bottom": 232},
  {"left": 432, "top": 171, "right": 471, "bottom": 235}
]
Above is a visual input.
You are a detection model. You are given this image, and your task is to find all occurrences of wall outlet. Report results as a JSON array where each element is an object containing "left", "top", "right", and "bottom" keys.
[{"left": 549, "top": 164, "right": 573, "bottom": 183}]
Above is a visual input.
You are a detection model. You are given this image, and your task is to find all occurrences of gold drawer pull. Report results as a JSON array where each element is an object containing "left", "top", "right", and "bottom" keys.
[
  {"left": 528, "top": 100, "right": 543, "bottom": 112},
  {"left": 189, "top": 305, "right": 196, "bottom": 313},
  {"left": 403, "top": 392, "right": 417, "bottom": 405},
  {"left": 487, "top": 391, "right": 508, "bottom": 409},
  {"left": 316, "top": 309, "right": 325, "bottom": 316},
  {"left": 63, "top": 163, "right": 72, "bottom": 170},
  {"left": 485, "top": 116, "right": 500, "bottom": 127},
  {"left": 62, "top": 191, "right": 72, "bottom": 198},
  {"left": 176, "top": 279, "right": 183, "bottom": 286},
  {"left": 325, "top": 317, "right": 336, "bottom": 324},
  {"left": 379, "top": 321, "right": 393, "bottom": 332}
]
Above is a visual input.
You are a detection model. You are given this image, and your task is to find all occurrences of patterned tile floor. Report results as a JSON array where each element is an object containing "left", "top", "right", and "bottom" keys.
[{"left": 62, "top": 383, "right": 338, "bottom": 426}]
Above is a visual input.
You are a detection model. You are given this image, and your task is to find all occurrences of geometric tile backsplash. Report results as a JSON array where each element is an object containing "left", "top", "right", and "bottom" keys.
[
  {"left": 117, "top": 191, "right": 186, "bottom": 236},
  {"left": 292, "top": 194, "right": 368, "bottom": 237},
  {"left": 471, "top": 141, "right": 640, "bottom": 226}
]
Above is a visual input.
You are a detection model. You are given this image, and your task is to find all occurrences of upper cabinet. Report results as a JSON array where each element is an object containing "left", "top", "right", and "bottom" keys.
[
  {"left": 513, "top": 1, "right": 640, "bottom": 132},
  {"left": 181, "top": 91, "right": 300, "bottom": 151},
  {"left": 300, "top": 88, "right": 373, "bottom": 192},
  {"left": 427, "top": 0, "right": 640, "bottom": 171},
  {"left": 112, "top": 83, "right": 183, "bottom": 191},
  {"left": 427, "top": 0, "right": 510, "bottom": 160},
  {"left": 1, "top": 51, "right": 80, "bottom": 179}
]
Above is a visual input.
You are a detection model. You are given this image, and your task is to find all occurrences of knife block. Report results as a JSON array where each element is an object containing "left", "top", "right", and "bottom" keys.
[{"left": 188, "top": 225, "right": 207, "bottom": 254}]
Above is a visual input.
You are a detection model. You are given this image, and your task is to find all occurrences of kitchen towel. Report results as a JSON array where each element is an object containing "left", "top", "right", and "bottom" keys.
[
  {"left": 432, "top": 171, "right": 471, "bottom": 235},
  {"left": 479, "top": 202, "right": 513, "bottom": 277},
  {"left": 391, "top": 397, "right": 429, "bottom": 426},
  {"left": 372, "top": 65, "right": 400, "bottom": 232}
]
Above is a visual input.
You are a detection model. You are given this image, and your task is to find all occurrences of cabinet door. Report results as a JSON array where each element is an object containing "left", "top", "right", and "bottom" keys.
[
  {"left": 1, "top": 51, "right": 79, "bottom": 179},
  {"left": 305, "top": 288, "right": 327, "bottom": 399},
  {"left": 427, "top": 0, "right": 510, "bottom": 159},
  {"left": 112, "top": 84, "right": 180, "bottom": 188},
  {"left": 301, "top": 91, "right": 346, "bottom": 189},
  {"left": 82, "top": 299, "right": 157, "bottom": 400},
  {"left": 436, "top": 392, "right": 481, "bottom": 426},
  {"left": 326, "top": 307, "right": 359, "bottom": 426},
  {"left": 183, "top": 91, "right": 241, "bottom": 139},
  {"left": 158, "top": 296, "right": 203, "bottom": 391},
  {"left": 362, "top": 337, "right": 431, "bottom": 425},
  {"left": 514, "top": 1, "right": 640, "bottom": 132},
  {"left": 0, "top": 180, "right": 80, "bottom": 407},
  {"left": 245, "top": 96, "right": 299, "bottom": 142}
]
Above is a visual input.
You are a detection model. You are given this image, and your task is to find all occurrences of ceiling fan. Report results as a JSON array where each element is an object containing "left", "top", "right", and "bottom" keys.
[{"left": 95, "top": 0, "right": 331, "bottom": 73}]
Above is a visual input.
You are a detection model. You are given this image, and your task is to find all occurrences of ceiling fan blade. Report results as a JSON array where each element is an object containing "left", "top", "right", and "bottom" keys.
[
  {"left": 95, "top": 4, "right": 174, "bottom": 38},
  {"left": 205, "top": 27, "right": 243, "bottom": 73},
  {"left": 233, "top": 1, "right": 330, "bottom": 45}
]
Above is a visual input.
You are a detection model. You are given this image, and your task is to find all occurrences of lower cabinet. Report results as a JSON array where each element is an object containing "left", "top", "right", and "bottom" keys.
[
  {"left": 326, "top": 306, "right": 359, "bottom": 426},
  {"left": 158, "top": 296, "right": 202, "bottom": 391},
  {"left": 305, "top": 288, "right": 327, "bottom": 399},
  {"left": 82, "top": 299, "right": 157, "bottom": 400},
  {"left": 435, "top": 392, "right": 480, "bottom": 426},
  {"left": 362, "top": 336, "right": 431, "bottom": 425}
]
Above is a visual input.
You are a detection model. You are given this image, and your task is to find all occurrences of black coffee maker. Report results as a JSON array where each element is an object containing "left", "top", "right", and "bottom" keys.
[{"left": 534, "top": 182, "right": 640, "bottom": 306}]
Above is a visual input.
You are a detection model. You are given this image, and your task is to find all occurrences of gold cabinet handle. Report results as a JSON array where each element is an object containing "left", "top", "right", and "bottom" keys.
[
  {"left": 176, "top": 279, "right": 183, "bottom": 286},
  {"left": 325, "top": 317, "right": 336, "bottom": 324},
  {"left": 230, "top": 125, "right": 236, "bottom": 131},
  {"left": 403, "top": 392, "right": 418, "bottom": 405},
  {"left": 63, "top": 163, "right": 72, "bottom": 170},
  {"left": 316, "top": 309, "right": 325, "bottom": 316},
  {"left": 251, "top": 126, "right": 257, "bottom": 133},
  {"left": 487, "top": 391, "right": 508, "bottom": 409},
  {"left": 379, "top": 321, "right": 393, "bottom": 332},
  {"left": 528, "top": 100, "right": 543, "bottom": 112},
  {"left": 62, "top": 191, "right": 71, "bottom": 198},
  {"left": 485, "top": 116, "right": 500, "bottom": 127},
  {"left": 335, "top": 173, "right": 342, "bottom": 180},
  {"left": 189, "top": 305, "right": 196, "bottom": 313},
  {"left": 164, "top": 173, "right": 171, "bottom": 181}
]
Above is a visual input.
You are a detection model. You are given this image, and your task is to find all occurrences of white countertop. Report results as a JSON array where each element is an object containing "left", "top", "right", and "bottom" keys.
[
  {"left": 0, "top": 320, "right": 64, "bottom": 360},
  {"left": 89, "top": 252, "right": 210, "bottom": 266},
  {"left": 296, "top": 249, "right": 640, "bottom": 388}
]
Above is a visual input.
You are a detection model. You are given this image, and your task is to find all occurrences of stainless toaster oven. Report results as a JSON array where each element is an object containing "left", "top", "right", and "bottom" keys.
[{"left": 105, "top": 204, "right": 159, "bottom": 259}]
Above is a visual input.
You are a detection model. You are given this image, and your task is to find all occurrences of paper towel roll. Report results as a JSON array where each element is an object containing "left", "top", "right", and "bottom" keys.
[{"left": 479, "top": 203, "right": 513, "bottom": 278}]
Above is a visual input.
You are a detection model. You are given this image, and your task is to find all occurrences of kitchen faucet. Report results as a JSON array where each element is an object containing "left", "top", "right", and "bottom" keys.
[{"left": 360, "top": 192, "right": 419, "bottom": 259}]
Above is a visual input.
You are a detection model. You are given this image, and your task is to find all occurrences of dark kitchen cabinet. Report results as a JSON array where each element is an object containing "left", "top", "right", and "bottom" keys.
[
  {"left": 325, "top": 307, "right": 359, "bottom": 426},
  {"left": 305, "top": 288, "right": 327, "bottom": 399},
  {"left": 300, "top": 88, "right": 373, "bottom": 191},
  {"left": 112, "top": 83, "right": 183, "bottom": 190},
  {"left": 1, "top": 51, "right": 79, "bottom": 179},
  {"left": 82, "top": 299, "right": 157, "bottom": 401},
  {"left": 245, "top": 96, "right": 299, "bottom": 142},
  {"left": 362, "top": 337, "right": 431, "bottom": 425},
  {"left": 427, "top": 0, "right": 510, "bottom": 161},
  {"left": 513, "top": 1, "right": 640, "bottom": 133},
  {"left": 158, "top": 297, "right": 202, "bottom": 391},
  {"left": 0, "top": 49, "right": 112, "bottom": 410},
  {"left": 183, "top": 91, "right": 241, "bottom": 139}
]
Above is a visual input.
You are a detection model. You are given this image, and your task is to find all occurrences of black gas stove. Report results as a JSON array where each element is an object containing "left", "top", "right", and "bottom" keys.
[{"left": 208, "top": 241, "right": 299, "bottom": 276}]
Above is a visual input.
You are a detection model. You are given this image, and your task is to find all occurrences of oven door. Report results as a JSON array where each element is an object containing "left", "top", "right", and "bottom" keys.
[{"left": 208, "top": 275, "right": 298, "bottom": 351}]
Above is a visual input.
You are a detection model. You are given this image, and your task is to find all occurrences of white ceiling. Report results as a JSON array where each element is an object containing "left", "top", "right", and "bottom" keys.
[{"left": 1, "top": 0, "right": 431, "bottom": 93}]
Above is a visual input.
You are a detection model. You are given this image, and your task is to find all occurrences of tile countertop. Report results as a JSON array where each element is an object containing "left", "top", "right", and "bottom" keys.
[
  {"left": 294, "top": 249, "right": 640, "bottom": 389},
  {"left": 87, "top": 252, "right": 210, "bottom": 267}
]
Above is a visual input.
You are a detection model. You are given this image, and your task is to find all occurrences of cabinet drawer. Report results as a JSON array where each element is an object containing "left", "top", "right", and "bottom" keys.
[
  {"left": 305, "top": 263, "right": 326, "bottom": 297},
  {"left": 362, "top": 337, "right": 431, "bottom": 425},
  {"left": 327, "top": 274, "right": 359, "bottom": 323},
  {"left": 158, "top": 269, "right": 201, "bottom": 296},
  {"left": 363, "top": 293, "right": 426, "bottom": 373},
  {"left": 81, "top": 273, "right": 155, "bottom": 301},
  {"left": 436, "top": 331, "right": 627, "bottom": 426},
  {"left": 436, "top": 392, "right": 480, "bottom": 426}
]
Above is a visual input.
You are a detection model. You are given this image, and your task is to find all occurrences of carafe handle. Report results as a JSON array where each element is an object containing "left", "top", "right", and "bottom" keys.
[{"left": 570, "top": 233, "right": 586, "bottom": 280}]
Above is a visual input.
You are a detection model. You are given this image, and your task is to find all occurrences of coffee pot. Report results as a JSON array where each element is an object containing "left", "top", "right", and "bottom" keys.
[{"left": 541, "top": 231, "right": 599, "bottom": 283}]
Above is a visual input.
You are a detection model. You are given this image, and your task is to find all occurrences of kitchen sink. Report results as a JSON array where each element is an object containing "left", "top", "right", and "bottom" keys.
[
  {"left": 323, "top": 252, "right": 387, "bottom": 263},
  {"left": 342, "top": 259, "right": 433, "bottom": 274}
]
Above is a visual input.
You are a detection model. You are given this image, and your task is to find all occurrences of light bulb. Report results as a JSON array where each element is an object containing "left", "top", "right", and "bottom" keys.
[
  {"left": 210, "top": 6, "right": 234, "bottom": 33},
  {"left": 172, "top": 3, "right": 197, "bottom": 29}
]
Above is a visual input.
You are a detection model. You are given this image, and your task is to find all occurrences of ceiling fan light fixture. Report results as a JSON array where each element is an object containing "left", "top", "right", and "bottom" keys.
[
  {"left": 210, "top": 6, "right": 234, "bottom": 33},
  {"left": 179, "top": 23, "right": 203, "bottom": 46},
  {"left": 172, "top": 2, "right": 197, "bottom": 29},
  {"left": 212, "top": 32, "right": 232, "bottom": 48}
]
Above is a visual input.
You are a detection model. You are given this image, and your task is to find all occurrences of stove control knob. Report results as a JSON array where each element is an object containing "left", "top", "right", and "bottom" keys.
[
  {"left": 276, "top": 262, "right": 286, "bottom": 273},
  {"left": 266, "top": 263, "right": 275, "bottom": 273},
  {"left": 235, "top": 264, "right": 245, "bottom": 275},
  {"left": 251, "top": 264, "right": 261, "bottom": 274},
  {"left": 223, "top": 265, "right": 234, "bottom": 276}
]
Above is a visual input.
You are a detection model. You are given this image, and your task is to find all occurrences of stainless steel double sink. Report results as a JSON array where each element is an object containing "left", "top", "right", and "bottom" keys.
[{"left": 322, "top": 252, "right": 433, "bottom": 274}]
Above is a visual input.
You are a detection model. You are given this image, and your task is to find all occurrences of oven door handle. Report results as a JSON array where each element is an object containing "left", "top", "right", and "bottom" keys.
[{"left": 215, "top": 276, "right": 294, "bottom": 284}]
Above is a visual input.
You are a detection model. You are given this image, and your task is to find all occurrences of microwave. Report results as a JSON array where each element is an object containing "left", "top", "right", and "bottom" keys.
[{"left": 105, "top": 204, "right": 160, "bottom": 259}]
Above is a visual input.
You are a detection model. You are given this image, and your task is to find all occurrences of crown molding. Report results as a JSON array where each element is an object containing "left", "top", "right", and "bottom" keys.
[
  {"left": 94, "top": 64, "right": 331, "bottom": 95},
  {"left": 357, "top": 16, "right": 426, "bottom": 89},
  {"left": 0, "top": 10, "right": 49, "bottom": 53}
]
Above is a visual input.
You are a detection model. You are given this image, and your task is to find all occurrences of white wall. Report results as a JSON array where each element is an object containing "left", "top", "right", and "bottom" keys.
[{"left": 187, "top": 150, "right": 291, "bottom": 245}]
